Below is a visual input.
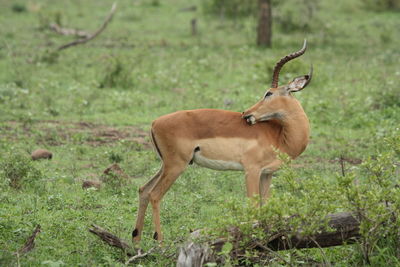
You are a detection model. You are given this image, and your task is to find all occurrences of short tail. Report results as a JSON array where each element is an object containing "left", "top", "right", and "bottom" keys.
[{"left": 150, "top": 128, "right": 163, "bottom": 160}]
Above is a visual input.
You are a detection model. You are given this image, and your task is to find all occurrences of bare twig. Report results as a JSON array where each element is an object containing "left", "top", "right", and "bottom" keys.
[
  {"left": 340, "top": 155, "right": 346, "bottom": 177},
  {"left": 125, "top": 247, "right": 156, "bottom": 265},
  {"left": 57, "top": 3, "right": 117, "bottom": 51},
  {"left": 17, "top": 224, "right": 41, "bottom": 255},
  {"left": 309, "top": 236, "right": 331, "bottom": 267},
  {"left": 191, "top": 18, "right": 197, "bottom": 36},
  {"left": 50, "top": 23, "right": 90, "bottom": 38},
  {"left": 254, "top": 241, "right": 293, "bottom": 267}
]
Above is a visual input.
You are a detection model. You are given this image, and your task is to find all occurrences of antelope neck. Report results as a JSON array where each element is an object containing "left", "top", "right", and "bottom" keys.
[{"left": 276, "top": 111, "right": 309, "bottom": 159}]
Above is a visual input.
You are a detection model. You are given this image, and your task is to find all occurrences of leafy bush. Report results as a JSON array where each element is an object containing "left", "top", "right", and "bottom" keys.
[
  {"left": 203, "top": 0, "right": 322, "bottom": 33},
  {"left": 39, "top": 50, "right": 60, "bottom": 64},
  {"left": 210, "top": 153, "right": 340, "bottom": 264},
  {"left": 274, "top": 0, "right": 320, "bottom": 33},
  {"left": 11, "top": 3, "right": 26, "bottom": 13},
  {"left": 362, "top": 0, "right": 400, "bottom": 11},
  {"left": 0, "top": 153, "right": 42, "bottom": 189},
  {"left": 202, "top": 0, "right": 257, "bottom": 18},
  {"left": 108, "top": 151, "right": 123, "bottom": 163},
  {"left": 37, "top": 10, "right": 63, "bottom": 31},
  {"left": 98, "top": 56, "right": 134, "bottom": 89},
  {"left": 337, "top": 134, "right": 400, "bottom": 265},
  {"left": 211, "top": 132, "right": 400, "bottom": 265}
]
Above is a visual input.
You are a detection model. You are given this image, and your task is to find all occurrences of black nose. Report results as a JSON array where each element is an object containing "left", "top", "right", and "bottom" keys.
[{"left": 243, "top": 114, "right": 252, "bottom": 119}]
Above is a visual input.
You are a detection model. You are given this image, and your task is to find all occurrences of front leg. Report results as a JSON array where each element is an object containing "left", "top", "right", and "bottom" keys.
[
  {"left": 244, "top": 167, "right": 262, "bottom": 204},
  {"left": 258, "top": 159, "right": 281, "bottom": 205},
  {"left": 259, "top": 172, "right": 273, "bottom": 206}
]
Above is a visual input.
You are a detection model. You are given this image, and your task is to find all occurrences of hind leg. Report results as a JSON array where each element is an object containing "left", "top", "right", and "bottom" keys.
[
  {"left": 132, "top": 168, "right": 163, "bottom": 243},
  {"left": 148, "top": 159, "right": 188, "bottom": 241}
]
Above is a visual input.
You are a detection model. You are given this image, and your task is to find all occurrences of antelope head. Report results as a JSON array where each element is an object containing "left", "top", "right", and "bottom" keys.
[{"left": 242, "top": 40, "right": 313, "bottom": 125}]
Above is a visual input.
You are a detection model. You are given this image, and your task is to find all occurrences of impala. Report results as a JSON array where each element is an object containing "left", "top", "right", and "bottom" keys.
[{"left": 132, "top": 40, "right": 312, "bottom": 242}]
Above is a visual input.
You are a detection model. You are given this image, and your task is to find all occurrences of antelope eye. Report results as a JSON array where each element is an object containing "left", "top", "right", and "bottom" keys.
[{"left": 264, "top": 92, "right": 273, "bottom": 98}]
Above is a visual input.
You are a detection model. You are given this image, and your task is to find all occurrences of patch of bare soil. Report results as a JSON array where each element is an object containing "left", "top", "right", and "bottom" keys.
[{"left": 0, "top": 120, "right": 151, "bottom": 148}]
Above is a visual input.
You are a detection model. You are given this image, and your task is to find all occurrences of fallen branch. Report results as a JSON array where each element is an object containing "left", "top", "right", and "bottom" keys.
[
  {"left": 177, "top": 212, "right": 361, "bottom": 266},
  {"left": 88, "top": 224, "right": 130, "bottom": 252},
  {"left": 57, "top": 3, "right": 117, "bottom": 51},
  {"left": 50, "top": 23, "right": 90, "bottom": 38},
  {"left": 17, "top": 224, "right": 41, "bottom": 255},
  {"left": 88, "top": 224, "right": 157, "bottom": 263}
]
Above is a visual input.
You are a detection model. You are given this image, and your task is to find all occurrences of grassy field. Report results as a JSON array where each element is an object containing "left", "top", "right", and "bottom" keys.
[{"left": 0, "top": 0, "right": 399, "bottom": 266}]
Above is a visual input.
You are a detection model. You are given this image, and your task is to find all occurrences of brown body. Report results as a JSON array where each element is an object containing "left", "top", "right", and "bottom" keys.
[
  {"left": 153, "top": 108, "right": 308, "bottom": 167},
  {"left": 132, "top": 40, "right": 313, "bottom": 242}
]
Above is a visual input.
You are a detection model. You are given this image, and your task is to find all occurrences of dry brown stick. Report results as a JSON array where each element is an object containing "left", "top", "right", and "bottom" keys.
[
  {"left": 340, "top": 155, "right": 346, "bottom": 177},
  {"left": 309, "top": 236, "right": 331, "bottom": 267},
  {"left": 125, "top": 247, "right": 156, "bottom": 265},
  {"left": 88, "top": 224, "right": 158, "bottom": 262},
  {"left": 17, "top": 224, "right": 41, "bottom": 255},
  {"left": 254, "top": 241, "right": 293, "bottom": 267},
  {"left": 49, "top": 23, "right": 90, "bottom": 38},
  {"left": 88, "top": 224, "right": 130, "bottom": 252},
  {"left": 57, "top": 3, "right": 117, "bottom": 51}
]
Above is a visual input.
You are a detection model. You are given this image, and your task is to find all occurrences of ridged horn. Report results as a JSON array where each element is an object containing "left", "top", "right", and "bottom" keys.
[
  {"left": 271, "top": 40, "right": 307, "bottom": 88},
  {"left": 304, "top": 64, "right": 313, "bottom": 88}
]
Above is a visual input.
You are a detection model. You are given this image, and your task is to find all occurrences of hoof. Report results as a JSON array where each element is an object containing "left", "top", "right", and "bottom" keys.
[
  {"left": 153, "top": 232, "right": 158, "bottom": 240},
  {"left": 132, "top": 228, "right": 139, "bottom": 238}
]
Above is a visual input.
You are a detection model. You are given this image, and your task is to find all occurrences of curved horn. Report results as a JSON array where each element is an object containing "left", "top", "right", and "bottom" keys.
[
  {"left": 271, "top": 39, "right": 307, "bottom": 88},
  {"left": 304, "top": 64, "right": 313, "bottom": 88}
]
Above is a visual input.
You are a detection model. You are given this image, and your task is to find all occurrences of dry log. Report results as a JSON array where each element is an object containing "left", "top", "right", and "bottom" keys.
[
  {"left": 17, "top": 224, "right": 41, "bottom": 255},
  {"left": 57, "top": 3, "right": 117, "bottom": 51},
  {"left": 267, "top": 212, "right": 360, "bottom": 250},
  {"left": 177, "top": 212, "right": 360, "bottom": 266}
]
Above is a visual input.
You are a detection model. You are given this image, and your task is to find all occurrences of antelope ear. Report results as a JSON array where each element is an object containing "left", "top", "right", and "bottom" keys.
[{"left": 287, "top": 65, "right": 313, "bottom": 92}]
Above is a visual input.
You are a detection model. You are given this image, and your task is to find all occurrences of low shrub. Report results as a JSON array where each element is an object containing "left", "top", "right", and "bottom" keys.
[
  {"left": 11, "top": 3, "right": 26, "bottom": 13},
  {"left": 98, "top": 56, "right": 134, "bottom": 89},
  {"left": 361, "top": 0, "right": 400, "bottom": 11},
  {"left": 0, "top": 153, "right": 42, "bottom": 189},
  {"left": 202, "top": 0, "right": 257, "bottom": 18},
  {"left": 210, "top": 132, "right": 400, "bottom": 265}
]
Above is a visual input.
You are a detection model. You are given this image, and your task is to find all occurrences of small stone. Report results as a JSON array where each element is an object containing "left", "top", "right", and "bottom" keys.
[
  {"left": 82, "top": 180, "right": 102, "bottom": 189},
  {"left": 31, "top": 149, "right": 52, "bottom": 160}
]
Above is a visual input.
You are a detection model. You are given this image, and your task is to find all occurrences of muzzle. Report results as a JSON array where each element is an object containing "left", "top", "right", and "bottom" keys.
[{"left": 242, "top": 114, "right": 256, "bottom": 125}]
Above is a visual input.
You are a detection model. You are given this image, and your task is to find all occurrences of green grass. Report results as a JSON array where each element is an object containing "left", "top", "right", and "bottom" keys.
[{"left": 0, "top": 0, "right": 399, "bottom": 266}]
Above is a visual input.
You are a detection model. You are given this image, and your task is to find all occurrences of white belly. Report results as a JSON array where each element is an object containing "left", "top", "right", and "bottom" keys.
[{"left": 193, "top": 151, "right": 243, "bottom": 171}]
